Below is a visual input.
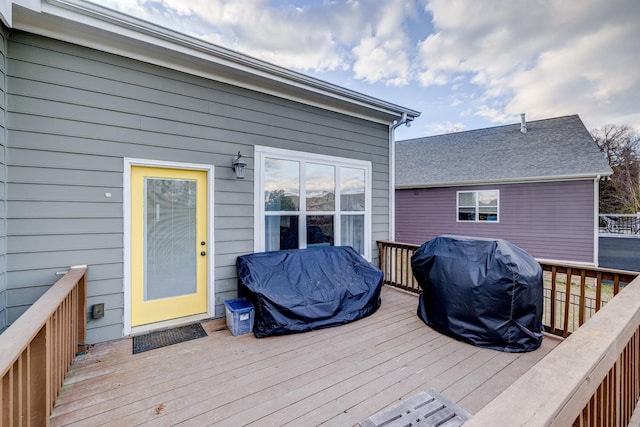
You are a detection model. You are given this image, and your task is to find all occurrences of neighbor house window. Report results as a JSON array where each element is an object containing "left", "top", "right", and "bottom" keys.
[
  {"left": 256, "top": 146, "right": 371, "bottom": 259},
  {"left": 457, "top": 190, "right": 499, "bottom": 222}
]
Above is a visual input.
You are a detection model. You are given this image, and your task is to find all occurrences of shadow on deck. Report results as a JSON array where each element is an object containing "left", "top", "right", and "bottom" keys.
[{"left": 51, "top": 287, "right": 560, "bottom": 426}]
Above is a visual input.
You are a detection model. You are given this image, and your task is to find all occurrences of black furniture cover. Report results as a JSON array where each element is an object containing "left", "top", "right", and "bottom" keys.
[
  {"left": 236, "top": 246, "right": 383, "bottom": 338},
  {"left": 411, "top": 235, "right": 543, "bottom": 352}
]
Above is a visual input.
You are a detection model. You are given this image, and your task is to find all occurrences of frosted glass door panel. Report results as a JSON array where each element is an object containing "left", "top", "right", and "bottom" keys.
[{"left": 144, "top": 178, "right": 197, "bottom": 300}]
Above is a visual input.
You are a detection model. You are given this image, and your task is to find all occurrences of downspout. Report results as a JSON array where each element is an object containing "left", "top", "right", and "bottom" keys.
[{"left": 389, "top": 113, "right": 411, "bottom": 242}]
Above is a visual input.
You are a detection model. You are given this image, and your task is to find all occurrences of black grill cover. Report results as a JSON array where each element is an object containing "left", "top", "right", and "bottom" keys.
[
  {"left": 236, "top": 246, "right": 383, "bottom": 338},
  {"left": 411, "top": 235, "right": 543, "bottom": 352}
]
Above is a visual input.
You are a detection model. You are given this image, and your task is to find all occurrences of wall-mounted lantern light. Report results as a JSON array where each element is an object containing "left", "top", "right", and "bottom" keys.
[{"left": 232, "top": 151, "right": 247, "bottom": 179}]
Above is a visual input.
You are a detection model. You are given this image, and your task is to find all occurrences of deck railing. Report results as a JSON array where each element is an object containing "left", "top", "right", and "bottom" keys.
[
  {"left": 377, "top": 240, "right": 638, "bottom": 337},
  {"left": 0, "top": 265, "right": 87, "bottom": 427},
  {"left": 377, "top": 240, "right": 640, "bottom": 426},
  {"left": 466, "top": 274, "right": 640, "bottom": 426},
  {"left": 600, "top": 214, "right": 640, "bottom": 235}
]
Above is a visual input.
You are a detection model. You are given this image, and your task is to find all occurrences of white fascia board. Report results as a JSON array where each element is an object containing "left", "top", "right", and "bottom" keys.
[
  {"left": 396, "top": 172, "right": 612, "bottom": 190},
  {"left": 1, "top": 6, "right": 10, "bottom": 27},
  {"left": 11, "top": 0, "right": 420, "bottom": 125}
]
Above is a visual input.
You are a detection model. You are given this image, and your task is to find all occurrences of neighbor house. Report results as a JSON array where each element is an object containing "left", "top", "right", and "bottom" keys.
[
  {"left": 395, "top": 114, "right": 612, "bottom": 265},
  {"left": 0, "top": 0, "right": 419, "bottom": 342}
]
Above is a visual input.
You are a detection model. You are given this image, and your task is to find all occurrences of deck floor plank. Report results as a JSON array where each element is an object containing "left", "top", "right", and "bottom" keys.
[
  {"left": 51, "top": 287, "right": 560, "bottom": 426},
  {"left": 56, "top": 300, "right": 407, "bottom": 406}
]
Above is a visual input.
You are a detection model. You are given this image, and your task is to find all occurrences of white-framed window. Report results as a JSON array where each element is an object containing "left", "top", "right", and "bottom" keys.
[
  {"left": 457, "top": 190, "right": 499, "bottom": 222},
  {"left": 254, "top": 146, "right": 372, "bottom": 259}
]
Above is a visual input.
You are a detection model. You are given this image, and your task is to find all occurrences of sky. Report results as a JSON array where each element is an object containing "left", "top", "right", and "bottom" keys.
[{"left": 88, "top": 0, "right": 640, "bottom": 140}]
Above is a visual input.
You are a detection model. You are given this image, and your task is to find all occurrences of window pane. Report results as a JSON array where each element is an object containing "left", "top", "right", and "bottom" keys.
[
  {"left": 265, "top": 158, "right": 299, "bottom": 211},
  {"left": 306, "top": 163, "right": 335, "bottom": 211},
  {"left": 478, "top": 191, "right": 498, "bottom": 207},
  {"left": 341, "top": 215, "right": 364, "bottom": 255},
  {"left": 340, "top": 167, "right": 365, "bottom": 211},
  {"left": 458, "top": 191, "right": 475, "bottom": 206},
  {"left": 144, "top": 178, "right": 196, "bottom": 300},
  {"left": 307, "top": 215, "right": 333, "bottom": 247},
  {"left": 479, "top": 207, "right": 498, "bottom": 221},
  {"left": 458, "top": 207, "right": 476, "bottom": 221},
  {"left": 265, "top": 215, "right": 299, "bottom": 251}
]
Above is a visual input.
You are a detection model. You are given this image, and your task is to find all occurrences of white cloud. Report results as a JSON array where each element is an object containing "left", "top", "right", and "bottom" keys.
[
  {"left": 87, "top": 0, "right": 640, "bottom": 133},
  {"left": 415, "top": 0, "right": 640, "bottom": 130},
  {"left": 91, "top": 0, "right": 420, "bottom": 84},
  {"left": 424, "top": 121, "right": 467, "bottom": 135},
  {"left": 91, "top": 0, "right": 353, "bottom": 71},
  {"left": 351, "top": 1, "right": 416, "bottom": 86}
]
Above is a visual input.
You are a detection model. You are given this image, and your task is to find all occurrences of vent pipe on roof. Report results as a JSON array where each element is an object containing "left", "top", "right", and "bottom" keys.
[{"left": 520, "top": 113, "right": 527, "bottom": 133}]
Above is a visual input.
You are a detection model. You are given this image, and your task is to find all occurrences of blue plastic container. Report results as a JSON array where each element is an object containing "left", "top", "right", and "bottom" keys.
[{"left": 224, "top": 298, "right": 254, "bottom": 336}]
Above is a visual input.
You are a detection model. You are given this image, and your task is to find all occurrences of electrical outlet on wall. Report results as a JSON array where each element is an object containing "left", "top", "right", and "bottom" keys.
[{"left": 92, "top": 303, "right": 105, "bottom": 319}]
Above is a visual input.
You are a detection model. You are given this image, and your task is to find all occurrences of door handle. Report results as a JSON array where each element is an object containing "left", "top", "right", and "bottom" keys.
[{"left": 200, "top": 251, "right": 206, "bottom": 256}]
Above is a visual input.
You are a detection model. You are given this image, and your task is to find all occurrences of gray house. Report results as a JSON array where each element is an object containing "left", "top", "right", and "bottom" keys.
[
  {"left": 0, "top": 0, "right": 419, "bottom": 342},
  {"left": 395, "top": 115, "right": 612, "bottom": 265}
]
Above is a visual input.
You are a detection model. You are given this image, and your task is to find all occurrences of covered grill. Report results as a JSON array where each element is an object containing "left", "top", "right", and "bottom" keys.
[{"left": 411, "top": 235, "right": 543, "bottom": 352}]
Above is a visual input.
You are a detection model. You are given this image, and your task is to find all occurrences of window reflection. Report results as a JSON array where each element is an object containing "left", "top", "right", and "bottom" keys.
[
  {"left": 265, "top": 215, "right": 299, "bottom": 251},
  {"left": 341, "top": 215, "right": 364, "bottom": 255},
  {"left": 265, "top": 158, "right": 299, "bottom": 211},
  {"left": 340, "top": 167, "right": 365, "bottom": 211},
  {"left": 306, "top": 163, "right": 335, "bottom": 211},
  {"left": 307, "top": 215, "right": 333, "bottom": 247},
  {"left": 260, "top": 151, "right": 369, "bottom": 257},
  {"left": 458, "top": 192, "right": 476, "bottom": 206}
]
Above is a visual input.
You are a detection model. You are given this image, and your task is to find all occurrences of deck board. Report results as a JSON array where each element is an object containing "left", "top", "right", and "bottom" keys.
[{"left": 51, "top": 287, "right": 560, "bottom": 426}]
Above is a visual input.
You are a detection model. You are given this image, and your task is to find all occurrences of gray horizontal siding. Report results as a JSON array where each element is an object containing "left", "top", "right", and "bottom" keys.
[
  {"left": 396, "top": 180, "right": 596, "bottom": 263},
  {"left": 0, "top": 25, "right": 6, "bottom": 333},
  {"left": 4, "top": 30, "right": 390, "bottom": 341}
]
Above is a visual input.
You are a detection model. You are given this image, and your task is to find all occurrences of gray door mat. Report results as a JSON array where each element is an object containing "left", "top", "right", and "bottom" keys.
[
  {"left": 360, "top": 389, "right": 472, "bottom": 427},
  {"left": 133, "top": 323, "right": 207, "bottom": 354}
]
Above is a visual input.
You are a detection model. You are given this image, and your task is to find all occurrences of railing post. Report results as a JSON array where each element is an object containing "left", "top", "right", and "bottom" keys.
[{"left": 75, "top": 266, "right": 87, "bottom": 355}]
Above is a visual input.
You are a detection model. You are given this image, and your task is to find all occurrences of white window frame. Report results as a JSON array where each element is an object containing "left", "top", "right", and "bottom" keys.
[
  {"left": 456, "top": 189, "right": 500, "bottom": 223},
  {"left": 254, "top": 146, "right": 372, "bottom": 260}
]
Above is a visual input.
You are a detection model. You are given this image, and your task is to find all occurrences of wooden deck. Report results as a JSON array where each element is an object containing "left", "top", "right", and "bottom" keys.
[{"left": 50, "top": 287, "right": 560, "bottom": 426}]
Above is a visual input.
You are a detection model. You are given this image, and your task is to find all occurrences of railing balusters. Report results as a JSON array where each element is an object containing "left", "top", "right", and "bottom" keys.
[
  {"left": 0, "top": 266, "right": 87, "bottom": 426},
  {"left": 550, "top": 266, "right": 558, "bottom": 335},
  {"left": 563, "top": 268, "right": 572, "bottom": 337},
  {"left": 579, "top": 270, "right": 587, "bottom": 327},
  {"left": 378, "top": 240, "right": 638, "bottom": 338},
  {"left": 378, "top": 240, "right": 640, "bottom": 426}
]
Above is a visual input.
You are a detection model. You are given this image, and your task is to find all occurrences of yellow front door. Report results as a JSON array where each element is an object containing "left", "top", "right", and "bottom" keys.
[{"left": 131, "top": 166, "right": 208, "bottom": 327}]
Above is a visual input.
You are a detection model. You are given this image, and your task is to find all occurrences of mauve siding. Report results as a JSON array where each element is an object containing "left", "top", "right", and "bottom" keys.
[{"left": 396, "top": 180, "right": 596, "bottom": 264}]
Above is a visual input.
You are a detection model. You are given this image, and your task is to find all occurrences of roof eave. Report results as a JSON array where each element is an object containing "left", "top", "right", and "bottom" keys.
[
  {"left": 10, "top": 0, "right": 420, "bottom": 125},
  {"left": 396, "top": 171, "right": 613, "bottom": 189}
]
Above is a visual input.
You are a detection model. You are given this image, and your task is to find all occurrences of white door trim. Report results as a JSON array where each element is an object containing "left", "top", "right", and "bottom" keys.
[{"left": 123, "top": 158, "right": 215, "bottom": 336}]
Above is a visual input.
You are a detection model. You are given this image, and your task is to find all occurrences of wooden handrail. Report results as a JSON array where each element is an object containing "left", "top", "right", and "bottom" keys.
[
  {"left": 377, "top": 240, "right": 638, "bottom": 337},
  {"left": 466, "top": 275, "right": 640, "bottom": 426},
  {"left": 377, "top": 240, "right": 640, "bottom": 425},
  {"left": 538, "top": 261, "right": 637, "bottom": 337},
  {"left": 0, "top": 265, "right": 87, "bottom": 427}
]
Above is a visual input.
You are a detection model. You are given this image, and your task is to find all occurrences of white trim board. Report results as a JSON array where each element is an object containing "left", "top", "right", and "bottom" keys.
[{"left": 122, "top": 158, "right": 215, "bottom": 336}]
